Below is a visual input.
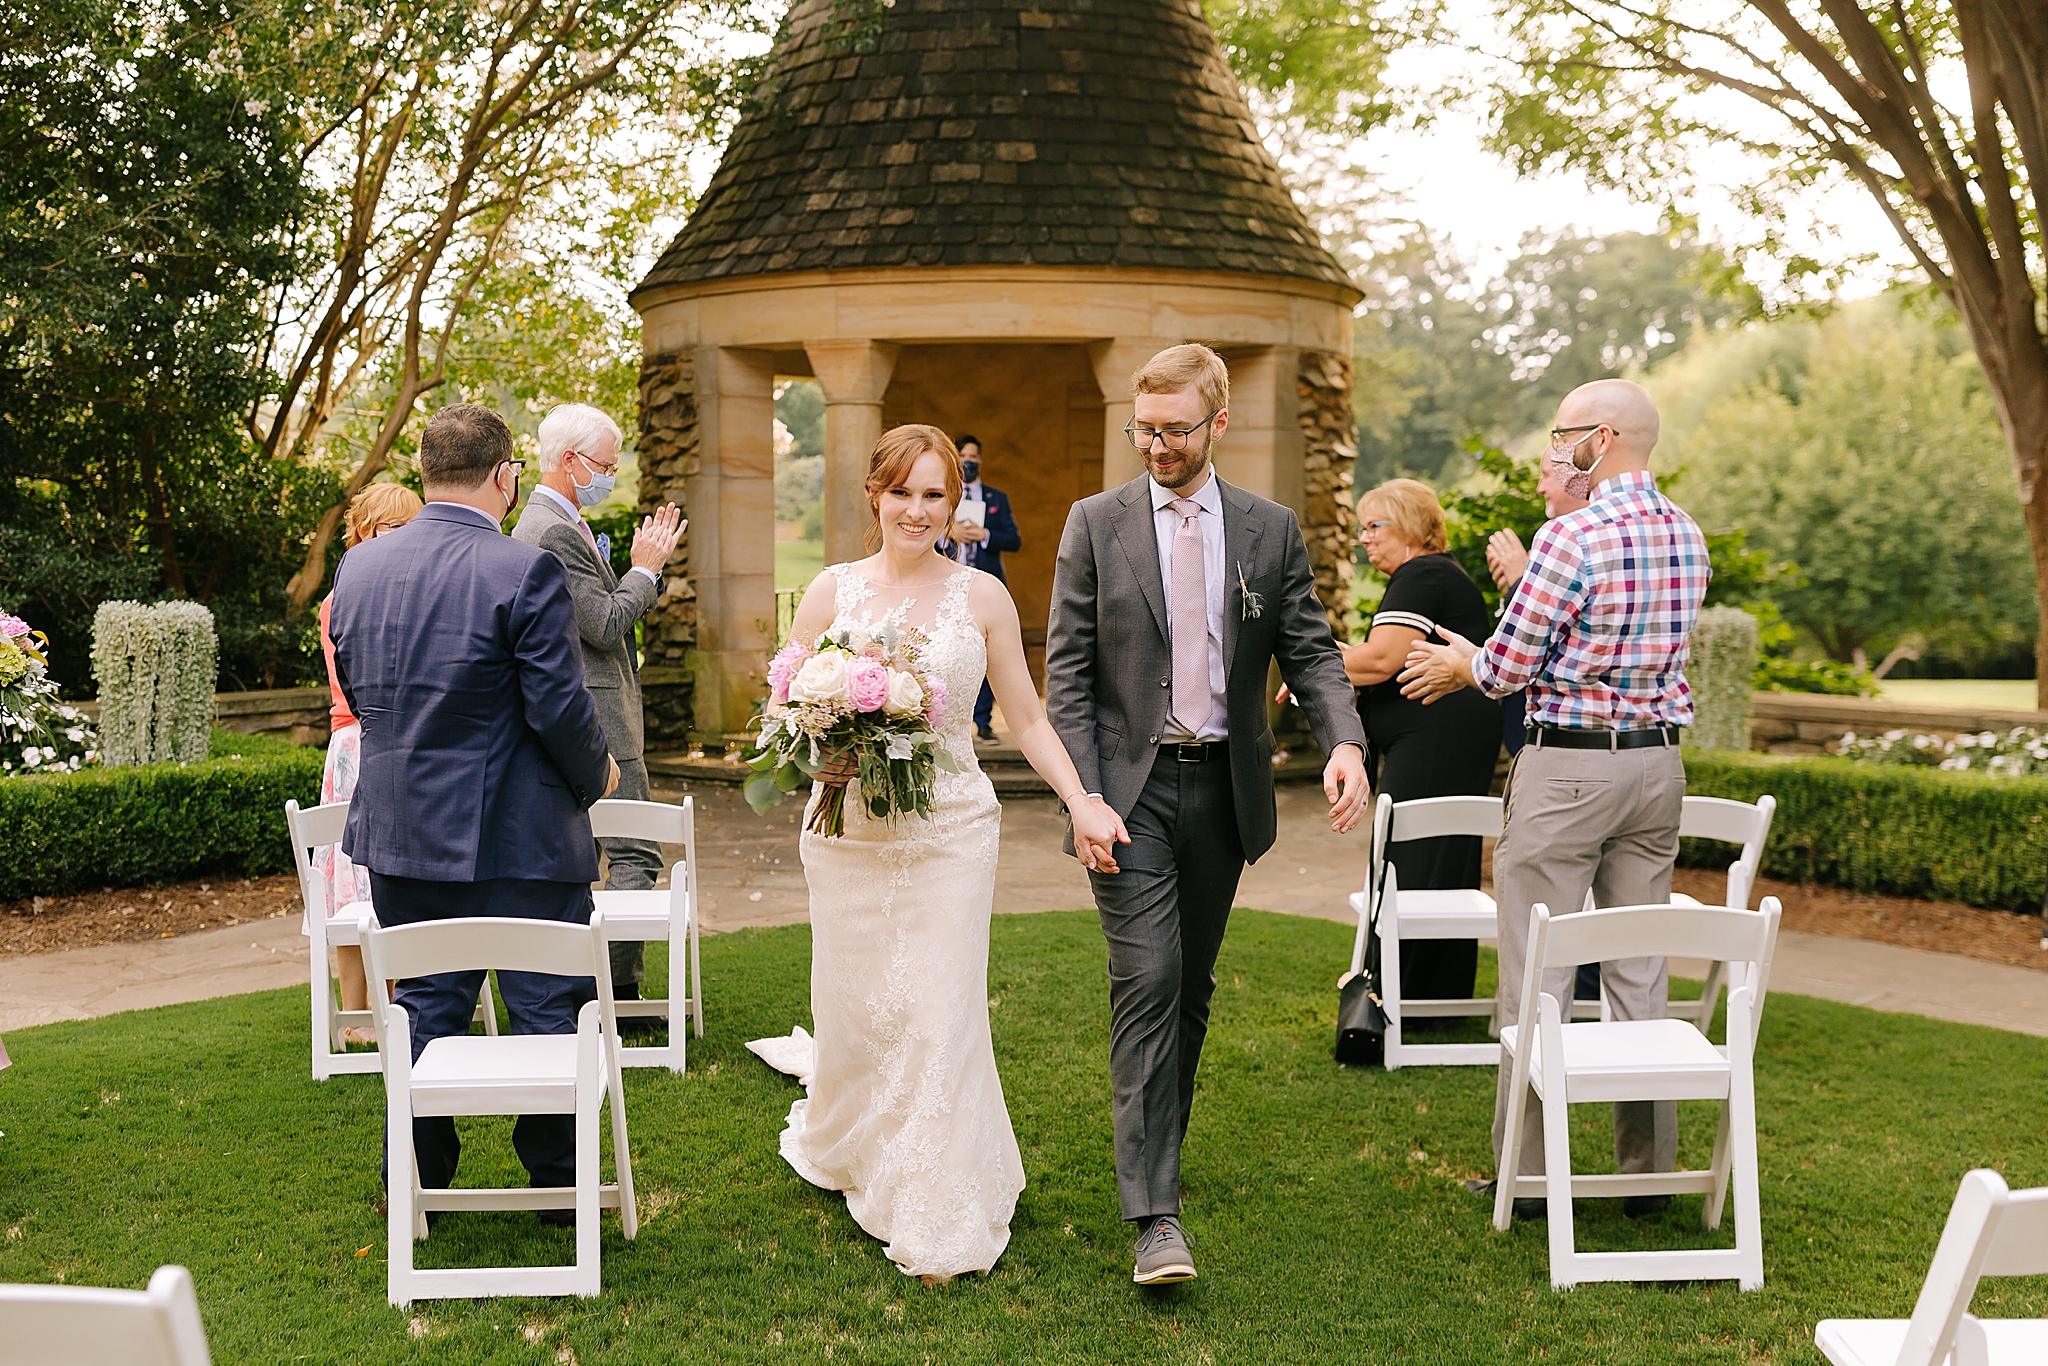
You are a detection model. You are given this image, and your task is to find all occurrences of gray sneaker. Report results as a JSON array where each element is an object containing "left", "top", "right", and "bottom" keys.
[{"left": 1132, "top": 1216, "right": 1197, "bottom": 1285}]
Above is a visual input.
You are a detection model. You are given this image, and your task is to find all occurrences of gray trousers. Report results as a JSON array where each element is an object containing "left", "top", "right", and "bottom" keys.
[
  {"left": 1492, "top": 740, "right": 1685, "bottom": 1179},
  {"left": 1088, "top": 750, "right": 1246, "bottom": 1221},
  {"left": 597, "top": 754, "right": 663, "bottom": 988}
]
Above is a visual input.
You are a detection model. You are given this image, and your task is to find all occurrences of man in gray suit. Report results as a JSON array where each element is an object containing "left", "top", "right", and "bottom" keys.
[
  {"left": 512, "top": 402, "right": 684, "bottom": 1019},
  {"left": 1046, "top": 343, "right": 1370, "bottom": 1286}
]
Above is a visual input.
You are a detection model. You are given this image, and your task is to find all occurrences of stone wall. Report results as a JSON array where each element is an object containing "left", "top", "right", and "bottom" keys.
[
  {"left": 636, "top": 351, "right": 700, "bottom": 749},
  {"left": 1297, "top": 349, "right": 1358, "bottom": 635}
]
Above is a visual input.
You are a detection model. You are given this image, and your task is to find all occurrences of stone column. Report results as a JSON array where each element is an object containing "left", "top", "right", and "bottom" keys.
[
  {"left": 805, "top": 340, "right": 901, "bottom": 564},
  {"left": 1088, "top": 338, "right": 1161, "bottom": 490},
  {"left": 635, "top": 350, "right": 699, "bottom": 749},
  {"left": 1213, "top": 345, "right": 1303, "bottom": 511},
  {"left": 1297, "top": 349, "right": 1359, "bottom": 636},
  {"left": 685, "top": 345, "right": 778, "bottom": 737}
]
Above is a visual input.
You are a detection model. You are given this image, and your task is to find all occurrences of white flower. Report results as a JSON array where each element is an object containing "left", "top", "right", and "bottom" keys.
[
  {"left": 22, "top": 748, "right": 40, "bottom": 767},
  {"left": 788, "top": 649, "right": 851, "bottom": 705},
  {"left": 883, "top": 668, "right": 925, "bottom": 717},
  {"left": 885, "top": 733, "right": 915, "bottom": 761}
]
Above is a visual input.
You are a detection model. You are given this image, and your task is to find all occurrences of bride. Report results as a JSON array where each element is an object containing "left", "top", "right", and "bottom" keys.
[{"left": 761, "top": 424, "right": 1129, "bottom": 1283}]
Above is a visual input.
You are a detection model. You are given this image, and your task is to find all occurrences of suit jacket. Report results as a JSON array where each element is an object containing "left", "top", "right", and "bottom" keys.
[
  {"left": 510, "top": 491, "right": 657, "bottom": 762},
  {"left": 330, "top": 503, "right": 614, "bottom": 883},
  {"left": 1045, "top": 473, "right": 1366, "bottom": 863},
  {"left": 939, "top": 483, "right": 1020, "bottom": 580}
]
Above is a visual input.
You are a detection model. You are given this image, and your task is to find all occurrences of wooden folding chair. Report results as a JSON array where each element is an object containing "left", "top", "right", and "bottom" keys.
[
  {"left": 1818, "top": 1168, "right": 2048, "bottom": 1364},
  {"left": 0, "top": 1264, "right": 212, "bottom": 1365},
  {"left": 587, "top": 797, "right": 699, "bottom": 1073},
  {"left": 1495, "top": 897, "right": 1783, "bottom": 1290},
  {"left": 365, "top": 913, "right": 638, "bottom": 1307}
]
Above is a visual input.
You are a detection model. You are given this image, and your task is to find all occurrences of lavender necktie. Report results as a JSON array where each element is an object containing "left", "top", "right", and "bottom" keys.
[{"left": 1169, "top": 497, "right": 1209, "bottom": 735}]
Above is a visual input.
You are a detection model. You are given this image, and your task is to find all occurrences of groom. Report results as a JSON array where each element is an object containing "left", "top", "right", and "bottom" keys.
[{"left": 1047, "top": 343, "right": 1369, "bottom": 1285}]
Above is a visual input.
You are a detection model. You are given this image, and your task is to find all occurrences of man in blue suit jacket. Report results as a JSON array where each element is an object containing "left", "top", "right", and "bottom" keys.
[
  {"left": 938, "top": 435, "right": 1022, "bottom": 742},
  {"left": 330, "top": 402, "right": 619, "bottom": 1208}
]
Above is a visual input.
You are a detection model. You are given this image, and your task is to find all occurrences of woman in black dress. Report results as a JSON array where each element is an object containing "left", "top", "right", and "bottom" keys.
[{"left": 1348, "top": 479, "right": 1501, "bottom": 1007}]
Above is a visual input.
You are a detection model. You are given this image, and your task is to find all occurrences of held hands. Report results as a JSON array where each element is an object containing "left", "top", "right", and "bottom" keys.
[
  {"left": 1485, "top": 528, "right": 1528, "bottom": 591},
  {"left": 1397, "top": 627, "right": 1479, "bottom": 704},
  {"left": 950, "top": 520, "right": 989, "bottom": 544},
  {"left": 1324, "top": 744, "right": 1370, "bottom": 833},
  {"left": 631, "top": 505, "right": 686, "bottom": 574},
  {"left": 1069, "top": 795, "right": 1130, "bottom": 875}
]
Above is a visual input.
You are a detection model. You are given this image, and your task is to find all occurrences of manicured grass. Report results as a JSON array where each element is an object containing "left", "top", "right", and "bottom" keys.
[
  {"left": 1, "top": 909, "right": 2043, "bottom": 1362},
  {"left": 1875, "top": 679, "right": 2041, "bottom": 713},
  {"left": 776, "top": 539, "right": 824, "bottom": 592}
]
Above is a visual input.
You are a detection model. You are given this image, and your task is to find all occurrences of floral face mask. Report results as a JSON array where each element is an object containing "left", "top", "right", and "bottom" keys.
[{"left": 1545, "top": 428, "right": 1606, "bottom": 501}]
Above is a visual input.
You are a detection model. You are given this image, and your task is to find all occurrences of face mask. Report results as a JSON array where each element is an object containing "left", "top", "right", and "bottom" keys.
[
  {"left": 1544, "top": 433, "right": 1605, "bottom": 502},
  {"left": 959, "top": 460, "right": 980, "bottom": 483},
  {"left": 570, "top": 455, "right": 615, "bottom": 508}
]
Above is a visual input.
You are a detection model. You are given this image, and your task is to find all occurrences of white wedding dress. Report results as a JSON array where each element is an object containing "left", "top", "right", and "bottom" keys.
[{"left": 753, "top": 562, "right": 1025, "bottom": 1281}]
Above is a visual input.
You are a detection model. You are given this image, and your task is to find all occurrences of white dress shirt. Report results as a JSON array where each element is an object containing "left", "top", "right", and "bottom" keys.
[
  {"left": 532, "top": 484, "right": 658, "bottom": 584},
  {"left": 952, "top": 478, "right": 984, "bottom": 566},
  {"left": 1151, "top": 469, "right": 1228, "bottom": 741}
]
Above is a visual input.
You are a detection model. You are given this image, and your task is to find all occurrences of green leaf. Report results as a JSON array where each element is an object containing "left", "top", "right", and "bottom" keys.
[{"left": 743, "top": 771, "right": 786, "bottom": 814}]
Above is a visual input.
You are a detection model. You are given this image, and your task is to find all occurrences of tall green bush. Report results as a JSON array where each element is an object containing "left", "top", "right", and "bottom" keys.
[
  {"left": 91, "top": 600, "right": 218, "bottom": 766},
  {"left": 1683, "top": 749, "right": 2048, "bottom": 911},
  {"left": 1686, "top": 605, "right": 1759, "bottom": 751}
]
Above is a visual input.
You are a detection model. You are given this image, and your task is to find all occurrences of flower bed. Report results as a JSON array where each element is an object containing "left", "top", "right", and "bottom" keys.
[
  {"left": 1682, "top": 748, "right": 2048, "bottom": 912},
  {"left": 1839, "top": 725, "right": 2048, "bottom": 777},
  {"left": 0, "top": 728, "right": 322, "bottom": 900}
]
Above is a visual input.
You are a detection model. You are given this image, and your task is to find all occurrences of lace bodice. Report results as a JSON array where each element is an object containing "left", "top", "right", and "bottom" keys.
[{"left": 827, "top": 562, "right": 986, "bottom": 778}]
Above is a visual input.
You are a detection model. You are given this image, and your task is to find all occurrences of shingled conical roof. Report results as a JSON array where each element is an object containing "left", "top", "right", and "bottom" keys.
[{"left": 634, "top": 0, "right": 1352, "bottom": 296}]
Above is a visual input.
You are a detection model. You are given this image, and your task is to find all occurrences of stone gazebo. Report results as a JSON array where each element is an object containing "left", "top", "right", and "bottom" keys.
[{"left": 630, "top": 0, "right": 1361, "bottom": 743}]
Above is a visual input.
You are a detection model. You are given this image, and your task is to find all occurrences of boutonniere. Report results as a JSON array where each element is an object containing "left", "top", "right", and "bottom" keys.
[{"left": 1237, "top": 561, "right": 1263, "bottom": 620}]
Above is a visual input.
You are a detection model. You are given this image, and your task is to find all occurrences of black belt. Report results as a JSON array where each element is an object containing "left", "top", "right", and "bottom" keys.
[
  {"left": 1525, "top": 725, "right": 1680, "bottom": 751},
  {"left": 1162, "top": 740, "right": 1228, "bottom": 763}
]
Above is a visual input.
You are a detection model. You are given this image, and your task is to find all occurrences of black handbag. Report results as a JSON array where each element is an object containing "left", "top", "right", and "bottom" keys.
[{"left": 1335, "top": 922, "right": 1388, "bottom": 1066}]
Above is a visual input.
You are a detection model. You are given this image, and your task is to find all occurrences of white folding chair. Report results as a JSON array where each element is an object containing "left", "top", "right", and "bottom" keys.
[
  {"left": 1495, "top": 897, "right": 1783, "bottom": 1291},
  {"left": 1817, "top": 1169, "right": 2048, "bottom": 1365},
  {"left": 588, "top": 797, "right": 699, "bottom": 1073},
  {"left": 364, "top": 913, "right": 638, "bottom": 1307},
  {"left": 0, "top": 1264, "right": 212, "bottom": 1365},
  {"left": 1347, "top": 793, "right": 1503, "bottom": 1068},
  {"left": 1667, "top": 794, "right": 1776, "bottom": 1030},
  {"left": 287, "top": 799, "right": 495, "bottom": 1080}
]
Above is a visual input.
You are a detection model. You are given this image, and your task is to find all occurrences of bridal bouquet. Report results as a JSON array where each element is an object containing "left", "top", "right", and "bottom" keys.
[
  {"left": 744, "top": 622, "right": 960, "bottom": 836},
  {"left": 0, "top": 611, "right": 99, "bottom": 775}
]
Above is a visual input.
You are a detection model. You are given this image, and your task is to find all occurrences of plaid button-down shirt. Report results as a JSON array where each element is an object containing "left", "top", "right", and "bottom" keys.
[{"left": 1471, "top": 470, "right": 1711, "bottom": 731}]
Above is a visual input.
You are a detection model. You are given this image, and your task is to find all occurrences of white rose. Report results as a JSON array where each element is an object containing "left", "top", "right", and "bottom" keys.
[
  {"left": 883, "top": 668, "right": 925, "bottom": 717},
  {"left": 788, "top": 649, "right": 851, "bottom": 705}
]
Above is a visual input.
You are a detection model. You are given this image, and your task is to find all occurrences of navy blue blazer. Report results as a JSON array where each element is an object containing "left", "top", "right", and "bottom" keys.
[
  {"left": 939, "top": 483, "right": 1021, "bottom": 580},
  {"left": 329, "top": 503, "right": 614, "bottom": 884}
]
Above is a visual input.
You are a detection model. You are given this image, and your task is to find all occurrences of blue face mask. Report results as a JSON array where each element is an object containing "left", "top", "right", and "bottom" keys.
[{"left": 570, "top": 455, "right": 615, "bottom": 508}]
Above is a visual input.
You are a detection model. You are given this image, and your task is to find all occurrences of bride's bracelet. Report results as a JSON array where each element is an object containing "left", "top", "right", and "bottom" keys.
[{"left": 1058, "top": 790, "right": 1090, "bottom": 808}]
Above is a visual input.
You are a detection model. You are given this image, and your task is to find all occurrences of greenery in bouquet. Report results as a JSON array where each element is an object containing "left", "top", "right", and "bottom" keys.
[
  {"left": 744, "top": 623, "right": 962, "bottom": 836},
  {"left": 0, "top": 612, "right": 100, "bottom": 775},
  {"left": 1839, "top": 726, "right": 2048, "bottom": 778}
]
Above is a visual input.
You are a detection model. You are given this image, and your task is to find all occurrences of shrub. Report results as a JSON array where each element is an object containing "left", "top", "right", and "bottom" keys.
[
  {"left": 1756, "top": 655, "right": 1877, "bottom": 696},
  {"left": 92, "top": 600, "right": 218, "bottom": 766},
  {"left": 1686, "top": 605, "right": 1758, "bottom": 752},
  {"left": 1682, "top": 748, "right": 2048, "bottom": 912},
  {"left": 0, "top": 728, "right": 321, "bottom": 899}
]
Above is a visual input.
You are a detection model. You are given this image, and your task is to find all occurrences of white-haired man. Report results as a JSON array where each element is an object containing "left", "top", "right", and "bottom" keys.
[{"left": 512, "top": 402, "right": 684, "bottom": 1021}]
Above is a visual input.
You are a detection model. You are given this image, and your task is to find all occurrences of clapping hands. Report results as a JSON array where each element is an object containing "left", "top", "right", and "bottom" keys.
[
  {"left": 631, "top": 505, "right": 685, "bottom": 575},
  {"left": 1485, "top": 528, "right": 1528, "bottom": 591}
]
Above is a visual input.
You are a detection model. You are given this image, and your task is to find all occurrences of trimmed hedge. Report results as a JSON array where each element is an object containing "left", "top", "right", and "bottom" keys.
[
  {"left": 0, "top": 728, "right": 322, "bottom": 899},
  {"left": 1683, "top": 748, "right": 2048, "bottom": 912}
]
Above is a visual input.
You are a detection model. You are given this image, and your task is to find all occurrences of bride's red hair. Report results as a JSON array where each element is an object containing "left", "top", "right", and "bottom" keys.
[{"left": 864, "top": 424, "right": 963, "bottom": 551}]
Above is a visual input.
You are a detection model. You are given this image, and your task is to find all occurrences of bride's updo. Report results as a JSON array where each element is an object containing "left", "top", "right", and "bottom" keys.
[{"left": 864, "top": 424, "right": 963, "bottom": 550}]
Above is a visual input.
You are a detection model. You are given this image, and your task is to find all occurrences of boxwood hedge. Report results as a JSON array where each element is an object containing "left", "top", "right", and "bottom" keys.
[
  {"left": 1683, "top": 749, "right": 2048, "bottom": 912},
  {"left": 0, "top": 729, "right": 322, "bottom": 900}
]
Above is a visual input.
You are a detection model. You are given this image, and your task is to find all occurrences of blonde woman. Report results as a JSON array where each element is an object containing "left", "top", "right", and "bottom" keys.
[
  {"left": 1350, "top": 478, "right": 1501, "bottom": 1010},
  {"left": 310, "top": 482, "right": 422, "bottom": 1041}
]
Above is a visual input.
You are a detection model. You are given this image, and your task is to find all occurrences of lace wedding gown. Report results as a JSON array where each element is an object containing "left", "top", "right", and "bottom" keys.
[{"left": 767, "top": 562, "right": 1025, "bottom": 1280}]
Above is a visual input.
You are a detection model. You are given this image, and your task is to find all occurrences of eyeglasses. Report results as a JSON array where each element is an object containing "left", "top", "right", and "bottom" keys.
[
  {"left": 499, "top": 459, "right": 527, "bottom": 480},
  {"left": 571, "top": 450, "right": 619, "bottom": 475},
  {"left": 1548, "top": 425, "right": 1614, "bottom": 464},
  {"left": 1360, "top": 519, "right": 1394, "bottom": 536},
  {"left": 1125, "top": 410, "right": 1221, "bottom": 452}
]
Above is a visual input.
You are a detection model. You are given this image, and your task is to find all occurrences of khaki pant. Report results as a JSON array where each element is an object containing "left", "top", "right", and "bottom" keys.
[{"left": 1492, "top": 740, "right": 1685, "bottom": 1178}]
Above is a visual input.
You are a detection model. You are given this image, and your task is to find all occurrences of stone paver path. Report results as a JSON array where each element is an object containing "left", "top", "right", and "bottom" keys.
[{"left": 4, "top": 783, "right": 2045, "bottom": 1039}]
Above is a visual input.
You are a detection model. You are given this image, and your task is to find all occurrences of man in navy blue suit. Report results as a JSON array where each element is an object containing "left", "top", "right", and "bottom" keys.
[
  {"left": 329, "top": 402, "right": 620, "bottom": 1213},
  {"left": 938, "top": 435, "right": 1022, "bottom": 742}
]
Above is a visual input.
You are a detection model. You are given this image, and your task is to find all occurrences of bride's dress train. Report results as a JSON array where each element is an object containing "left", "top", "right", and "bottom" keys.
[{"left": 750, "top": 563, "right": 1025, "bottom": 1280}]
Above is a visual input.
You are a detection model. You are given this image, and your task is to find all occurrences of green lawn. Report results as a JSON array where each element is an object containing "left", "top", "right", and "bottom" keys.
[
  {"left": 776, "top": 539, "right": 824, "bottom": 592},
  {"left": 1875, "top": 678, "right": 2041, "bottom": 713},
  {"left": 2, "top": 910, "right": 2044, "bottom": 1362}
]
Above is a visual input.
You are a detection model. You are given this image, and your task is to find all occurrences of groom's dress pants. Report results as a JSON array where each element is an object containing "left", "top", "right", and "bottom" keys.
[{"left": 1089, "top": 747, "right": 1245, "bottom": 1221}]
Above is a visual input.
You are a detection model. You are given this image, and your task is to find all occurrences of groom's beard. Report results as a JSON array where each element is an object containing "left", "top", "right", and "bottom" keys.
[{"left": 1145, "top": 432, "right": 1213, "bottom": 491}]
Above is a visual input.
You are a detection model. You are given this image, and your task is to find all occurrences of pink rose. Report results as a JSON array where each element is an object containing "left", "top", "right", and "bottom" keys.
[
  {"left": 767, "top": 643, "right": 807, "bottom": 704},
  {"left": 0, "top": 614, "right": 26, "bottom": 640},
  {"left": 846, "top": 657, "right": 889, "bottom": 713},
  {"left": 924, "top": 674, "right": 949, "bottom": 729}
]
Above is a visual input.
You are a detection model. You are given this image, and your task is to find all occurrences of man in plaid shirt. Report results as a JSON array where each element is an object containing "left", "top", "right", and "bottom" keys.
[{"left": 1400, "top": 379, "right": 1709, "bottom": 1222}]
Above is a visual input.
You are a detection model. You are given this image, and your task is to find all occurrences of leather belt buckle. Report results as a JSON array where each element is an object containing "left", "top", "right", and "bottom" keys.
[{"left": 1175, "top": 742, "right": 1209, "bottom": 763}]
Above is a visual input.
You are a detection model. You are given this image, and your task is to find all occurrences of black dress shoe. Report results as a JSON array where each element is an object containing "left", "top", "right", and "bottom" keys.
[
  {"left": 975, "top": 724, "right": 997, "bottom": 743},
  {"left": 538, "top": 1208, "right": 577, "bottom": 1228},
  {"left": 1623, "top": 1194, "right": 1672, "bottom": 1219},
  {"left": 1463, "top": 1178, "right": 1546, "bottom": 1221}
]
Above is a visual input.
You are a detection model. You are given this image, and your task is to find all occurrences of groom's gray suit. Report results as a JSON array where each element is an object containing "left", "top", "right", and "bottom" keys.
[{"left": 1047, "top": 471, "right": 1365, "bottom": 1220}]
